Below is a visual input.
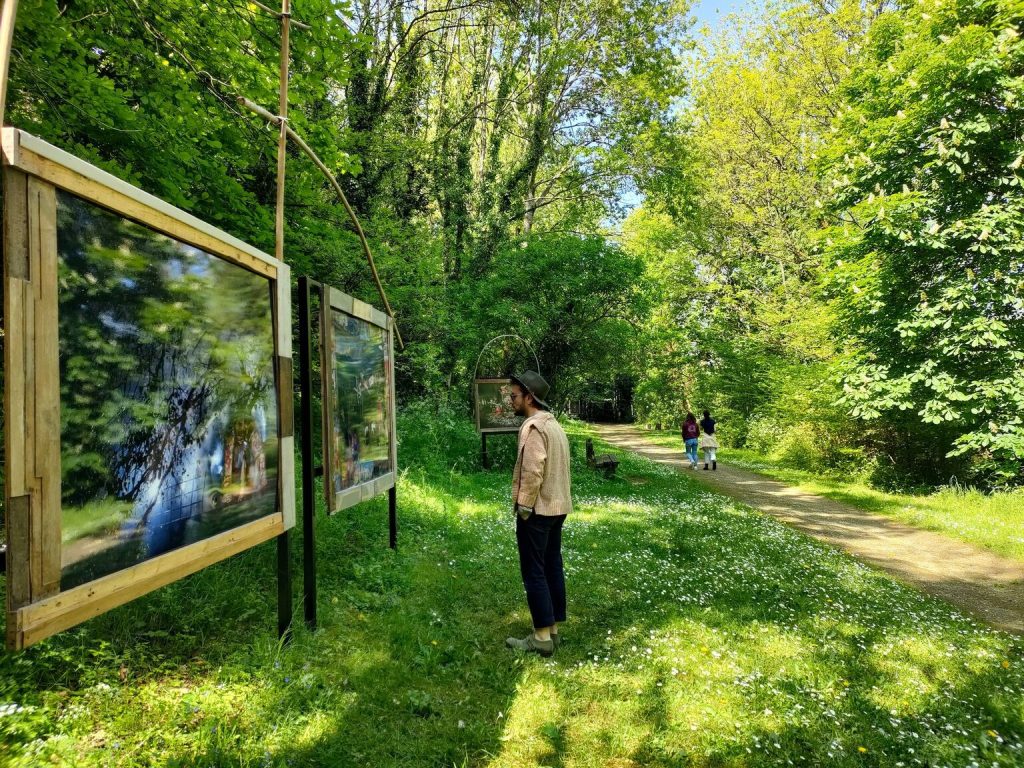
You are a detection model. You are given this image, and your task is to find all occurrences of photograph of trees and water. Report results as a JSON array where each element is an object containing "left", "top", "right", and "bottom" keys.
[
  {"left": 327, "top": 310, "right": 392, "bottom": 499},
  {"left": 57, "top": 192, "right": 280, "bottom": 590}
]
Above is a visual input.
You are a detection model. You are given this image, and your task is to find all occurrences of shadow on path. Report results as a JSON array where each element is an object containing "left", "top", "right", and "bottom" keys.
[{"left": 593, "top": 423, "right": 1024, "bottom": 636}]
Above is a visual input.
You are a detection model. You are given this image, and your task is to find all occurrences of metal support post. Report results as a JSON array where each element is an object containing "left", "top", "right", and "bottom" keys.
[
  {"left": 388, "top": 486, "right": 397, "bottom": 550},
  {"left": 298, "top": 276, "right": 318, "bottom": 629}
]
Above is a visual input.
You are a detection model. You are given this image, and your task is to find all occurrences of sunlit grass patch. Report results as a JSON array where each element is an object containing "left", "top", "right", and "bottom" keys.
[{"left": 0, "top": 415, "right": 1022, "bottom": 766}]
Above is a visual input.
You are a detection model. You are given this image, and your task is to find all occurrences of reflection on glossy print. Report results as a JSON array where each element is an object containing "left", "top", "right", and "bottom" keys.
[
  {"left": 328, "top": 310, "right": 392, "bottom": 497},
  {"left": 57, "top": 192, "right": 279, "bottom": 589}
]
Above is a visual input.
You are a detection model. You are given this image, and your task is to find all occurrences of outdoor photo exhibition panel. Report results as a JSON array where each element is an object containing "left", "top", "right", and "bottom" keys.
[
  {"left": 320, "top": 286, "right": 396, "bottom": 514},
  {"left": 2, "top": 129, "right": 295, "bottom": 650},
  {"left": 474, "top": 378, "right": 525, "bottom": 434}
]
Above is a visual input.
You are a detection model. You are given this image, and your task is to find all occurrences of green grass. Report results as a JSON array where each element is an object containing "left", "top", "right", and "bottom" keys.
[
  {"left": 61, "top": 499, "right": 135, "bottom": 544},
  {"left": 639, "top": 428, "right": 1024, "bottom": 564},
  {"left": 0, "top": 416, "right": 1022, "bottom": 766}
]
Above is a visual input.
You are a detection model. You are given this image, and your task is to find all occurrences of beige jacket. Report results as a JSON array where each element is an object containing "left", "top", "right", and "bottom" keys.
[{"left": 512, "top": 411, "right": 573, "bottom": 516}]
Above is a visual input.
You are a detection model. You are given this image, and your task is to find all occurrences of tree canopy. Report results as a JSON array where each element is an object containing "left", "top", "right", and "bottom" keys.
[{"left": 5, "top": 0, "right": 1022, "bottom": 488}]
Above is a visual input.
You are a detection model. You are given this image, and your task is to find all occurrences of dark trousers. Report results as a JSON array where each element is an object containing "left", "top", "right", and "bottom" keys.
[{"left": 516, "top": 513, "right": 567, "bottom": 629}]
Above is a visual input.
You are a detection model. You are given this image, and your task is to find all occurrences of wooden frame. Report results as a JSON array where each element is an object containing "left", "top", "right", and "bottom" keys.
[
  {"left": 474, "top": 378, "right": 525, "bottom": 434},
  {"left": 2, "top": 129, "right": 295, "bottom": 650},
  {"left": 319, "top": 285, "right": 396, "bottom": 514}
]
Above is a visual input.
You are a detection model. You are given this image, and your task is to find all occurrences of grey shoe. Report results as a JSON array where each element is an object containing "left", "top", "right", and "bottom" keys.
[
  {"left": 551, "top": 633, "right": 561, "bottom": 649},
  {"left": 505, "top": 634, "right": 554, "bottom": 657}
]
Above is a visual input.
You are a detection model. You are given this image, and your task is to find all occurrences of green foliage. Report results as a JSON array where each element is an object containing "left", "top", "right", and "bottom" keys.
[
  {"left": 823, "top": 0, "right": 1024, "bottom": 486},
  {"left": 461, "top": 233, "right": 647, "bottom": 403},
  {"left": 397, "top": 398, "right": 493, "bottom": 474},
  {"left": 627, "top": 0, "right": 1022, "bottom": 491},
  {"left": 626, "top": 1, "right": 861, "bottom": 454},
  {"left": 6, "top": 0, "right": 684, "bottom": 420},
  {"left": 8, "top": 0, "right": 1022, "bottom": 500}
]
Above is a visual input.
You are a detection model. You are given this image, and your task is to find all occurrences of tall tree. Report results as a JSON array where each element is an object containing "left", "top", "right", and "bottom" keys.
[{"left": 824, "top": 0, "right": 1024, "bottom": 484}]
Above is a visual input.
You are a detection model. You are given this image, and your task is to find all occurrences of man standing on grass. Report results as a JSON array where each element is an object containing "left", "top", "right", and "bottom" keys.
[{"left": 505, "top": 371, "right": 572, "bottom": 657}]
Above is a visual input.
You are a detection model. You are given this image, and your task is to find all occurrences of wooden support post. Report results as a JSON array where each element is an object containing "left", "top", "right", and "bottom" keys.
[
  {"left": 481, "top": 433, "right": 490, "bottom": 469},
  {"left": 275, "top": 0, "right": 290, "bottom": 265},
  {"left": 277, "top": 531, "right": 292, "bottom": 642},
  {"left": 274, "top": 0, "right": 293, "bottom": 644},
  {"left": 28, "top": 177, "right": 61, "bottom": 597}
]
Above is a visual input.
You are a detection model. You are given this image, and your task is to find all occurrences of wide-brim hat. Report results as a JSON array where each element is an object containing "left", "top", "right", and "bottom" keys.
[{"left": 510, "top": 370, "right": 551, "bottom": 411}]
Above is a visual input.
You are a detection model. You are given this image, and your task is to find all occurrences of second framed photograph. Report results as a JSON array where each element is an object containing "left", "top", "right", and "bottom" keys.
[{"left": 319, "top": 287, "right": 396, "bottom": 513}]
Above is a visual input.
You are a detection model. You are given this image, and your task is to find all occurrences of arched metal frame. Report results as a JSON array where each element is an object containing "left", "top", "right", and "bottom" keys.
[{"left": 472, "top": 334, "right": 540, "bottom": 381}]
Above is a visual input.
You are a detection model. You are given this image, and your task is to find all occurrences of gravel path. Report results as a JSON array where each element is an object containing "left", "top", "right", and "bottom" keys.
[{"left": 593, "top": 422, "right": 1024, "bottom": 635}]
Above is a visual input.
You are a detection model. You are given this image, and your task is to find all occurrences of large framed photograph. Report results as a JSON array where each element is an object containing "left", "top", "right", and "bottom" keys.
[
  {"left": 474, "top": 378, "right": 525, "bottom": 434},
  {"left": 2, "top": 129, "right": 295, "bottom": 650},
  {"left": 319, "top": 286, "right": 396, "bottom": 514}
]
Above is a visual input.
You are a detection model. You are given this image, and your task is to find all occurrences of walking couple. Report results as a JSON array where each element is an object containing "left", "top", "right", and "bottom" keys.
[{"left": 682, "top": 410, "right": 718, "bottom": 471}]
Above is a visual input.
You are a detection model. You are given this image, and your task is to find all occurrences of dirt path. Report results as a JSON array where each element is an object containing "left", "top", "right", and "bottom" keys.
[{"left": 593, "top": 423, "right": 1024, "bottom": 635}]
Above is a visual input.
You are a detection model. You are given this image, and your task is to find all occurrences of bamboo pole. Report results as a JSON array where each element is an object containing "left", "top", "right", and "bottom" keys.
[
  {"left": 0, "top": 0, "right": 19, "bottom": 127},
  {"left": 275, "top": 0, "right": 290, "bottom": 264},
  {"left": 273, "top": 0, "right": 293, "bottom": 646},
  {"left": 251, "top": 0, "right": 311, "bottom": 29},
  {"left": 239, "top": 96, "right": 405, "bottom": 350}
]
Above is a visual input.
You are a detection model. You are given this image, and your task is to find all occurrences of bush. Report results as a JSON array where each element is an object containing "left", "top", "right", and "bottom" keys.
[
  {"left": 397, "top": 398, "right": 480, "bottom": 474},
  {"left": 743, "top": 416, "right": 777, "bottom": 457},
  {"left": 745, "top": 417, "right": 869, "bottom": 475},
  {"left": 774, "top": 424, "right": 821, "bottom": 471}
]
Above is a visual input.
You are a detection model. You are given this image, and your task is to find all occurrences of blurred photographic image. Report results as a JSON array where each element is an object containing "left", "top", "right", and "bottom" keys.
[
  {"left": 56, "top": 192, "right": 280, "bottom": 589},
  {"left": 327, "top": 309, "right": 393, "bottom": 500}
]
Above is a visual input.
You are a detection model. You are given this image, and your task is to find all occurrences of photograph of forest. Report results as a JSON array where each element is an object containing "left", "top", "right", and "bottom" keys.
[
  {"left": 57, "top": 192, "right": 280, "bottom": 590},
  {"left": 327, "top": 310, "right": 392, "bottom": 499}
]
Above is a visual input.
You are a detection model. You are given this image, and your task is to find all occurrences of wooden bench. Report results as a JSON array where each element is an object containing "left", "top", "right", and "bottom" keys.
[{"left": 586, "top": 438, "right": 619, "bottom": 478}]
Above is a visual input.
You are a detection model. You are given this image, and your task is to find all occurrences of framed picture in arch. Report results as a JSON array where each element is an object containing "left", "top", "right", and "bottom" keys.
[
  {"left": 319, "top": 286, "right": 397, "bottom": 514},
  {"left": 473, "top": 378, "right": 525, "bottom": 434},
  {"left": 2, "top": 129, "right": 295, "bottom": 650}
]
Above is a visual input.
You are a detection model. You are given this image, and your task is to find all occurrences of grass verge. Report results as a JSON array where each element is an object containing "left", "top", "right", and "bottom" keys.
[{"left": 0, "top": 415, "right": 1021, "bottom": 766}]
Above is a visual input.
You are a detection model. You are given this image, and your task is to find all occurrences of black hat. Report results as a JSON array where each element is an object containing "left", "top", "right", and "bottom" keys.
[{"left": 510, "top": 371, "right": 551, "bottom": 411}]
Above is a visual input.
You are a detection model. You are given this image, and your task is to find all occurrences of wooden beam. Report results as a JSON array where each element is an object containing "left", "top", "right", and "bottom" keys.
[
  {"left": 320, "top": 304, "right": 337, "bottom": 513},
  {"left": 389, "top": 325, "right": 398, "bottom": 475},
  {"left": 9, "top": 515, "right": 286, "bottom": 649},
  {"left": 275, "top": 0, "right": 290, "bottom": 266},
  {"left": 27, "top": 177, "right": 60, "bottom": 597},
  {"left": 4, "top": 167, "right": 30, "bottom": 615},
  {"left": 2, "top": 129, "right": 280, "bottom": 279}
]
